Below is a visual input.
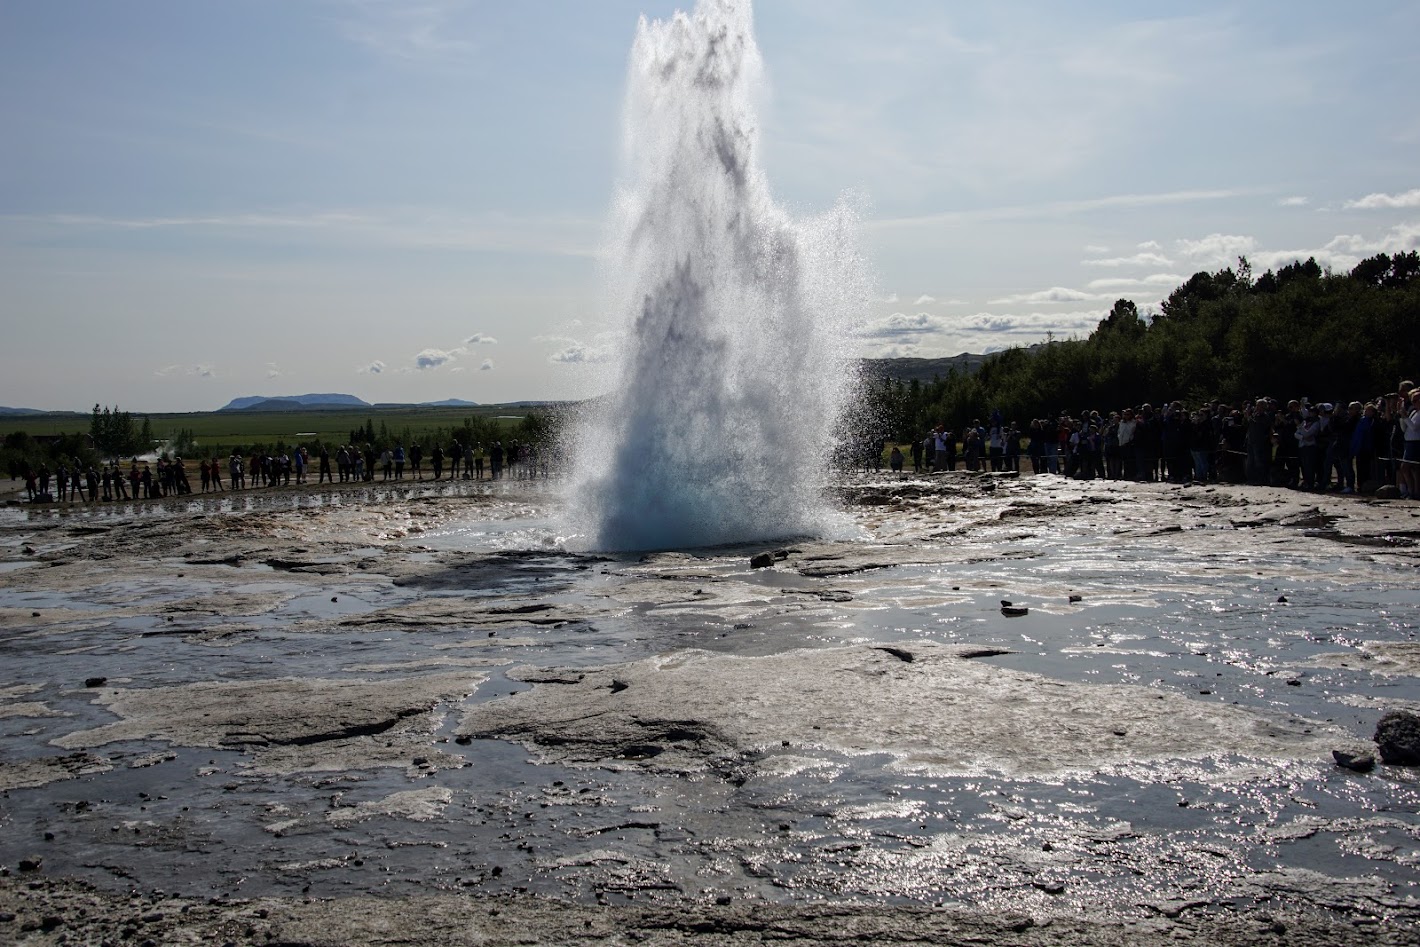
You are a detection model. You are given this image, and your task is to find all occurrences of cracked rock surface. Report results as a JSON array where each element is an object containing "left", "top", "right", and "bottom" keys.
[{"left": 1, "top": 473, "right": 1418, "bottom": 944}]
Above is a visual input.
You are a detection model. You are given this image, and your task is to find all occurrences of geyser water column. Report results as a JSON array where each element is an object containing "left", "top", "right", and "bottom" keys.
[{"left": 564, "top": 0, "right": 868, "bottom": 552}]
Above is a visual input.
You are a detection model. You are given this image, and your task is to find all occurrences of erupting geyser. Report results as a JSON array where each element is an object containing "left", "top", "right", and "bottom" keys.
[{"left": 565, "top": 0, "right": 868, "bottom": 552}]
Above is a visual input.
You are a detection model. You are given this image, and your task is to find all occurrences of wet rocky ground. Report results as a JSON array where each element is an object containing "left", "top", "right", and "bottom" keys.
[{"left": 1, "top": 471, "right": 1418, "bottom": 944}]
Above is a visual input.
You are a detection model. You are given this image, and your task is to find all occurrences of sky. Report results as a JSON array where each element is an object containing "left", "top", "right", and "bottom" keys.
[{"left": 2, "top": 0, "right": 1418, "bottom": 412}]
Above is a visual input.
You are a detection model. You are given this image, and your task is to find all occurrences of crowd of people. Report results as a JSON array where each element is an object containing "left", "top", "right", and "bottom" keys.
[
  {"left": 903, "top": 382, "right": 1420, "bottom": 498},
  {"left": 16, "top": 438, "right": 550, "bottom": 504}
]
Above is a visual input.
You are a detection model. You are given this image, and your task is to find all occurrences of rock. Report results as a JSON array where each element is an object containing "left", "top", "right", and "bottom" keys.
[
  {"left": 1374, "top": 484, "right": 1402, "bottom": 499},
  {"left": 18, "top": 856, "right": 42, "bottom": 872},
  {"left": 1068, "top": 594, "right": 1083, "bottom": 603},
  {"left": 1332, "top": 748, "right": 1375, "bottom": 772},
  {"left": 1001, "top": 606, "right": 1029, "bottom": 617},
  {"left": 749, "top": 553, "right": 774, "bottom": 569},
  {"left": 84, "top": 677, "right": 107, "bottom": 688},
  {"left": 1373, "top": 710, "right": 1420, "bottom": 765}
]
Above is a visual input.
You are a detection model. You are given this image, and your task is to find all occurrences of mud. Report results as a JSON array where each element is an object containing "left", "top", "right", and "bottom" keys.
[{"left": 2, "top": 473, "right": 1418, "bottom": 944}]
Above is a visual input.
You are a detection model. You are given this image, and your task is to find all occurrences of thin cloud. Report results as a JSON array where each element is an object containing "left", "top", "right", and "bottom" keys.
[
  {"left": 1345, "top": 188, "right": 1420, "bottom": 210},
  {"left": 480, "top": 359, "right": 494, "bottom": 371},
  {"left": 1082, "top": 251, "right": 1175, "bottom": 268},
  {"left": 1086, "top": 274, "right": 1186, "bottom": 290},
  {"left": 336, "top": 0, "right": 478, "bottom": 64},
  {"left": 464, "top": 332, "right": 498, "bottom": 345},
  {"left": 265, "top": 362, "right": 281, "bottom": 378},
  {"left": 989, "top": 287, "right": 1099, "bottom": 305},
  {"left": 151, "top": 364, "right": 217, "bottom": 378},
  {"left": 873, "top": 188, "right": 1251, "bottom": 231},
  {"left": 1278, "top": 195, "right": 1309, "bottom": 207},
  {"left": 914, "top": 294, "right": 937, "bottom": 305},
  {"left": 883, "top": 293, "right": 900, "bottom": 304},
  {"left": 358, "top": 360, "right": 386, "bottom": 375}
]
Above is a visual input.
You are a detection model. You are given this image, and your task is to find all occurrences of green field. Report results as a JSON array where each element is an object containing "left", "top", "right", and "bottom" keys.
[{"left": 0, "top": 403, "right": 550, "bottom": 456}]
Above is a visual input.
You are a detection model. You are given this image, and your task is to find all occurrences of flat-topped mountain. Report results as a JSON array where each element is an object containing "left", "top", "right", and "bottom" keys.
[{"left": 219, "top": 393, "right": 371, "bottom": 412}]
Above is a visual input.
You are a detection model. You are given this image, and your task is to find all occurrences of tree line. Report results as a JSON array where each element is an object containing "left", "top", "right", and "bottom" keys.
[{"left": 864, "top": 252, "right": 1420, "bottom": 442}]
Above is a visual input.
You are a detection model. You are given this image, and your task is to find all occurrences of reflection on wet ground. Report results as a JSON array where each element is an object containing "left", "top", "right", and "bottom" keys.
[{"left": 1, "top": 473, "right": 1417, "bottom": 927}]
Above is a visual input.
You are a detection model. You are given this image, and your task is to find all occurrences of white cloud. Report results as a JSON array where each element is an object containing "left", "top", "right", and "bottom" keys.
[
  {"left": 358, "top": 360, "right": 386, "bottom": 375},
  {"left": 1084, "top": 244, "right": 1110, "bottom": 255},
  {"left": 191, "top": 364, "right": 216, "bottom": 379},
  {"left": 544, "top": 336, "right": 612, "bottom": 364},
  {"left": 1081, "top": 251, "right": 1175, "bottom": 268},
  {"left": 883, "top": 293, "right": 899, "bottom": 304},
  {"left": 414, "top": 347, "right": 459, "bottom": 370},
  {"left": 480, "top": 359, "right": 494, "bottom": 371},
  {"left": 1175, "top": 233, "right": 1257, "bottom": 267},
  {"left": 153, "top": 365, "right": 179, "bottom": 377},
  {"left": 449, "top": 366, "right": 465, "bottom": 373},
  {"left": 265, "top": 362, "right": 281, "bottom": 378},
  {"left": 914, "top": 294, "right": 936, "bottom": 305},
  {"left": 464, "top": 332, "right": 498, "bottom": 345},
  {"left": 1345, "top": 188, "right": 1420, "bottom": 210},
  {"left": 857, "top": 312, "right": 951, "bottom": 341},
  {"left": 1278, "top": 195, "right": 1309, "bottom": 207},
  {"left": 1137, "top": 240, "right": 1163, "bottom": 251}
]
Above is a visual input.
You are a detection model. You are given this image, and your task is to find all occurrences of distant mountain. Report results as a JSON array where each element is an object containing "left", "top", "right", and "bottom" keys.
[
  {"left": 220, "top": 393, "right": 369, "bottom": 411},
  {"left": 422, "top": 398, "right": 480, "bottom": 407},
  {"left": 0, "top": 406, "right": 48, "bottom": 416},
  {"left": 862, "top": 347, "right": 1045, "bottom": 385}
]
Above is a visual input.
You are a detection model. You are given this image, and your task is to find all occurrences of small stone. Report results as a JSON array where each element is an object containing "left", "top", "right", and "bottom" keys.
[
  {"left": 84, "top": 677, "right": 107, "bottom": 688},
  {"left": 1332, "top": 749, "right": 1375, "bottom": 772},
  {"left": 18, "top": 856, "right": 42, "bottom": 872},
  {"left": 1068, "top": 594, "right": 1083, "bottom": 603},
  {"left": 1285, "top": 678, "right": 1301, "bottom": 686},
  {"left": 749, "top": 553, "right": 774, "bottom": 569},
  {"left": 1277, "top": 595, "right": 1288, "bottom": 603},
  {"left": 1001, "top": 606, "right": 1028, "bottom": 617}
]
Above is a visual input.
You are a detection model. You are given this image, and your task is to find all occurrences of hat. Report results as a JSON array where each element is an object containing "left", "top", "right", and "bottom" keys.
[{"left": 1320, "top": 403, "right": 1334, "bottom": 412}]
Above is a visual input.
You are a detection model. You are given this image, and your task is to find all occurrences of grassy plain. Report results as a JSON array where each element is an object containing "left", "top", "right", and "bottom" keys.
[{"left": 0, "top": 404, "right": 542, "bottom": 450}]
